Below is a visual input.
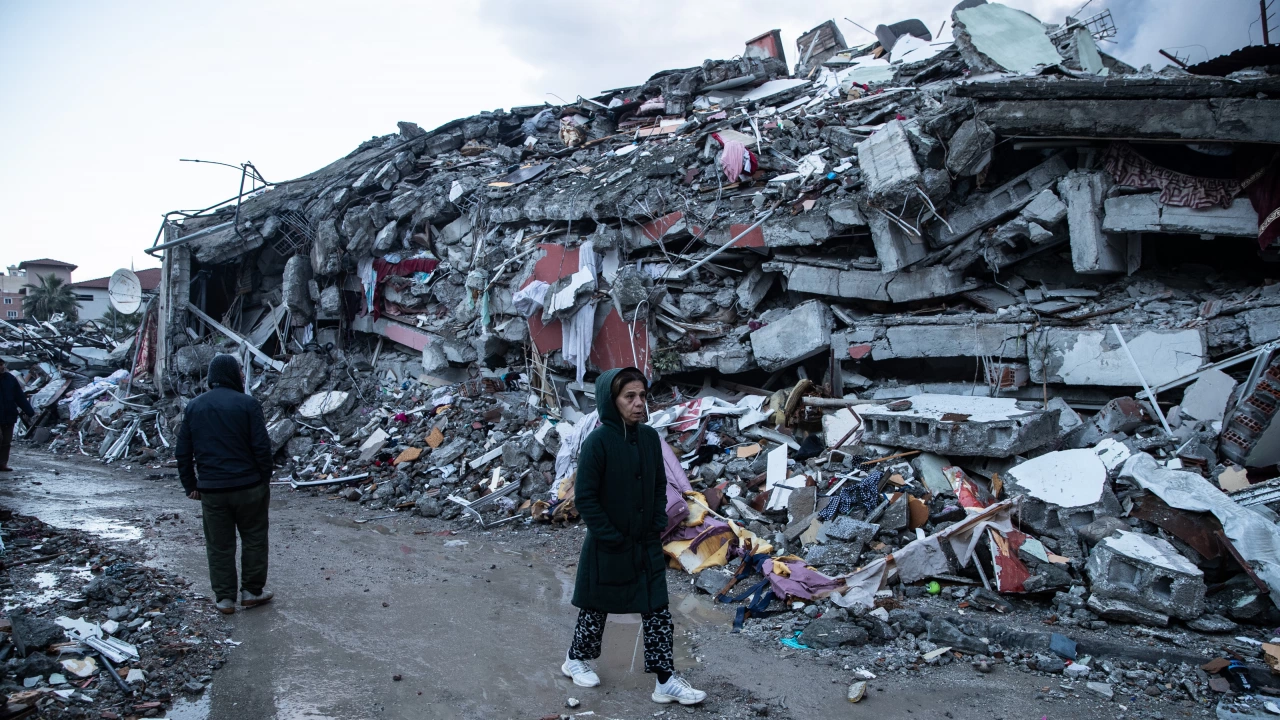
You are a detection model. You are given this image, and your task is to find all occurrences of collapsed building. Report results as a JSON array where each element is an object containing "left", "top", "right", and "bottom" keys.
[{"left": 7, "top": 0, "right": 1280, "bottom": 710}]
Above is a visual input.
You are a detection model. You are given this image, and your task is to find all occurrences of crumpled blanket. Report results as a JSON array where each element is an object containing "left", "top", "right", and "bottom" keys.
[{"left": 1104, "top": 142, "right": 1239, "bottom": 209}]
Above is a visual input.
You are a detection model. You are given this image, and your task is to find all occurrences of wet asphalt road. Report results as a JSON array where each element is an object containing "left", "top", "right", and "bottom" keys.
[{"left": 0, "top": 448, "right": 1157, "bottom": 719}]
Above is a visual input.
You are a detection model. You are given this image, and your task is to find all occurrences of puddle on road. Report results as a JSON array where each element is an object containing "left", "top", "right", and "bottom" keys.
[
  {"left": 75, "top": 517, "right": 144, "bottom": 542},
  {"left": 167, "top": 692, "right": 210, "bottom": 720},
  {"left": 3, "top": 565, "right": 94, "bottom": 611}
]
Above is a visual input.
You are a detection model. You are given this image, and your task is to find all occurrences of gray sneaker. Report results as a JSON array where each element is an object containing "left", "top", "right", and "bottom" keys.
[
  {"left": 240, "top": 589, "right": 274, "bottom": 608},
  {"left": 215, "top": 598, "right": 236, "bottom": 615},
  {"left": 652, "top": 676, "right": 706, "bottom": 705}
]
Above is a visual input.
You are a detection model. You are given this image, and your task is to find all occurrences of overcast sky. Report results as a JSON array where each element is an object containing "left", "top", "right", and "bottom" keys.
[{"left": 0, "top": 0, "right": 1261, "bottom": 282}]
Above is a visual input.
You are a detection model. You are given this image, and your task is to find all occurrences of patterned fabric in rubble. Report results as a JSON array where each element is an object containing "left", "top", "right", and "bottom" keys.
[{"left": 1104, "top": 143, "right": 1240, "bottom": 209}]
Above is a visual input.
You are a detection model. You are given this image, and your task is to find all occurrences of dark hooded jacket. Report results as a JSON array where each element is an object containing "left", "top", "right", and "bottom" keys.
[
  {"left": 176, "top": 355, "right": 273, "bottom": 494},
  {"left": 571, "top": 368, "right": 669, "bottom": 614},
  {"left": 0, "top": 369, "right": 35, "bottom": 425}
]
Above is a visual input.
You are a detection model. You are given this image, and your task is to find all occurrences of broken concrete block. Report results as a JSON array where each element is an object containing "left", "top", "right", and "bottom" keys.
[
  {"left": 879, "top": 494, "right": 910, "bottom": 533},
  {"left": 827, "top": 202, "right": 868, "bottom": 230},
  {"left": 871, "top": 324, "right": 1027, "bottom": 360},
  {"left": 681, "top": 337, "right": 757, "bottom": 374},
  {"left": 1007, "top": 449, "right": 1108, "bottom": 509},
  {"left": 857, "top": 394, "right": 1058, "bottom": 458},
  {"left": 1179, "top": 369, "right": 1236, "bottom": 424},
  {"left": 1102, "top": 194, "right": 1258, "bottom": 237},
  {"left": 310, "top": 218, "right": 343, "bottom": 277},
  {"left": 1006, "top": 449, "right": 1124, "bottom": 536},
  {"left": 857, "top": 120, "right": 922, "bottom": 200},
  {"left": 693, "top": 565, "right": 735, "bottom": 596},
  {"left": 1085, "top": 594, "right": 1169, "bottom": 627},
  {"left": 358, "top": 428, "right": 390, "bottom": 463},
  {"left": 266, "top": 419, "right": 297, "bottom": 454},
  {"left": 437, "top": 215, "right": 473, "bottom": 245},
  {"left": 735, "top": 265, "right": 777, "bottom": 313},
  {"left": 749, "top": 300, "right": 832, "bottom": 372},
  {"left": 935, "top": 154, "right": 1070, "bottom": 245},
  {"left": 1028, "top": 327, "right": 1206, "bottom": 387},
  {"left": 1020, "top": 189, "right": 1068, "bottom": 227},
  {"left": 825, "top": 516, "right": 879, "bottom": 548},
  {"left": 767, "top": 261, "right": 975, "bottom": 303},
  {"left": 1060, "top": 171, "right": 1128, "bottom": 274},
  {"left": 1046, "top": 397, "right": 1082, "bottom": 435},
  {"left": 282, "top": 254, "right": 315, "bottom": 323},
  {"left": 1085, "top": 531, "right": 1205, "bottom": 620},
  {"left": 1242, "top": 306, "right": 1280, "bottom": 345},
  {"left": 802, "top": 618, "right": 869, "bottom": 649},
  {"left": 297, "top": 390, "right": 352, "bottom": 420},
  {"left": 911, "top": 452, "right": 953, "bottom": 496},
  {"left": 678, "top": 292, "right": 716, "bottom": 319},
  {"left": 867, "top": 208, "right": 927, "bottom": 273},
  {"left": 953, "top": 2, "right": 1064, "bottom": 75},
  {"left": 1076, "top": 516, "right": 1129, "bottom": 546},
  {"left": 946, "top": 118, "right": 995, "bottom": 177},
  {"left": 270, "top": 352, "right": 329, "bottom": 407}
]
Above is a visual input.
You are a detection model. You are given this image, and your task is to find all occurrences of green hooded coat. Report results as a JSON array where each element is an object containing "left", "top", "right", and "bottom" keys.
[{"left": 570, "top": 368, "right": 670, "bottom": 614}]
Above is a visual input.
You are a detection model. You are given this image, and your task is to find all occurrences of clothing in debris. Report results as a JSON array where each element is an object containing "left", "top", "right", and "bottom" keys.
[
  {"left": 176, "top": 354, "right": 273, "bottom": 494},
  {"left": 1242, "top": 153, "right": 1280, "bottom": 251},
  {"left": 1104, "top": 143, "right": 1241, "bottom": 209},
  {"left": 571, "top": 367, "right": 669, "bottom": 614},
  {"left": 369, "top": 257, "right": 440, "bottom": 321},
  {"left": 0, "top": 366, "right": 35, "bottom": 471},
  {"left": 568, "top": 606, "right": 675, "bottom": 679}
]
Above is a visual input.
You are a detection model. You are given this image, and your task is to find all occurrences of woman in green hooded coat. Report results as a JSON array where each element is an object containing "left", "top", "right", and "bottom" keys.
[{"left": 560, "top": 367, "right": 707, "bottom": 706}]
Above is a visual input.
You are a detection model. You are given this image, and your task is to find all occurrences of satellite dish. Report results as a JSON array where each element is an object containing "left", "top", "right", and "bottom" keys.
[{"left": 108, "top": 269, "right": 143, "bottom": 315}]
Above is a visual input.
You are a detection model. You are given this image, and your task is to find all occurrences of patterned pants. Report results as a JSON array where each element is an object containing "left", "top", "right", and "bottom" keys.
[{"left": 568, "top": 607, "right": 674, "bottom": 677}]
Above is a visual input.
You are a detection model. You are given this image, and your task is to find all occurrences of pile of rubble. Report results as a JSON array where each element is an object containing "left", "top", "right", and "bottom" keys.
[
  {"left": 6, "top": 0, "right": 1280, "bottom": 712},
  {"left": 0, "top": 511, "right": 232, "bottom": 719}
]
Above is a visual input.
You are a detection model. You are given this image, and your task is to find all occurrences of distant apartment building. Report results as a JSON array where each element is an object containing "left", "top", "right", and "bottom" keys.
[
  {"left": 70, "top": 268, "right": 162, "bottom": 320},
  {"left": 2, "top": 258, "right": 80, "bottom": 321}
]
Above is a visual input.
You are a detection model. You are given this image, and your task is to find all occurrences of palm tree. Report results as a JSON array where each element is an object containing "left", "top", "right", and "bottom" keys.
[
  {"left": 101, "top": 305, "right": 142, "bottom": 339},
  {"left": 23, "top": 274, "right": 80, "bottom": 322}
]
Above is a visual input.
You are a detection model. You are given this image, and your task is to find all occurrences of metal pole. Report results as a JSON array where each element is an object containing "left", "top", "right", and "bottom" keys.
[
  {"left": 675, "top": 210, "right": 774, "bottom": 279},
  {"left": 1263, "top": 0, "right": 1271, "bottom": 45},
  {"left": 1110, "top": 324, "right": 1174, "bottom": 436}
]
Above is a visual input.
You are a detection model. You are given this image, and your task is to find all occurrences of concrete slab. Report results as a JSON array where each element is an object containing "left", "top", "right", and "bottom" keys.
[
  {"left": 766, "top": 261, "right": 977, "bottom": 303},
  {"left": 856, "top": 394, "right": 1057, "bottom": 457},
  {"left": 1060, "top": 171, "right": 1127, "bottom": 274},
  {"left": 867, "top": 208, "right": 928, "bottom": 272},
  {"left": 1085, "top": 530, "right": 1205, "bottom": 620},
  {"left": 911, "top": 452, "right": 953, "bottom": 496},
  {"left": 955, "top": 3, "right": 1063, "bottom": 74},
  {"left": 936, "top": 154, "right": 1070, "bottom": 245},
  {"left": 1007, "top": 449, "right": 1107, "bottom": 508},
  {"left": 1242, "top": 306, "right": 1280, "bottom": 345},
  {"left": 1102, "top": 194, "right": 1258, "bottom": 237},
  {"left": 735, "top": 265, "right": 778, "bottom": 313},
  {"left": 1179, "top": 369, "right": 1236, "bottom": 424},
  {"left": 1028, "top": 327, "right": 1206, "bottom": 387},
  {"left": 681, "top": 337, "right": 756, "bottom": 374},
  {"left": 857, "top": 120, "right": 922, "bottom": 200},
  {"left": 872, "top": 324, "right": 1027, "bottom": 360},
  {"left": 749, "top": 300, "right": 833, "bottom": 372}
]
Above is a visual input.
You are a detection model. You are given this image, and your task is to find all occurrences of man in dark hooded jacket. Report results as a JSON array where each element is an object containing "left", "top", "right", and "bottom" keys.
[
  {"left": 0, "top": 358, "right": 36, "bottom": 472},
  {"left": 176, "top": 354, "right": 274, "bottom": 614}
]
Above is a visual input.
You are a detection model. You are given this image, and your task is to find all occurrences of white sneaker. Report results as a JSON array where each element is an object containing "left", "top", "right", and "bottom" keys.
[
  {"left": 561, "top": 654, "right": 600, "bottom": 688},
  {"left": 215, "top": 598, "right": 236, "bottom": 615},
  {"left": 240, "top": 589, "right": 274, "bottom": 608},
  {"left": 652, "top": 675, "right": 706, "bottom": 705}
]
